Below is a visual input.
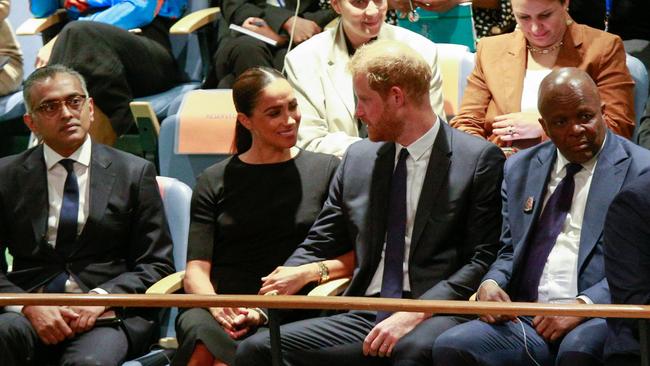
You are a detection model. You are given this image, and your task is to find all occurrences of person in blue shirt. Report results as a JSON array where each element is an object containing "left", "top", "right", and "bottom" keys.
[{"left": 30, "top": 0, "right": 187, "bottom": 145}]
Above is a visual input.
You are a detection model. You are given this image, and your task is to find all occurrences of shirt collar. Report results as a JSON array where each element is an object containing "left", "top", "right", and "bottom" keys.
[
  {"left": 395, "top": 120, "right": 440, "bottom": 162},
  {"left": 43, "top": 136, "right": 92, "bottom": 171},
  {"left": 554, "top": 134, "right": 606, "bottom": 176}
]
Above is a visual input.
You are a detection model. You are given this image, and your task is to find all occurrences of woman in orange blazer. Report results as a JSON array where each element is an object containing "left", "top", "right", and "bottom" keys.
[{"left": 450, "top": 0, "right": 634, "bottom": 153}]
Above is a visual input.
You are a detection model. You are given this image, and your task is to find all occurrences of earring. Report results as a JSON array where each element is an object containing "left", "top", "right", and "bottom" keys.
[{"left": 566, "top": 18, "right": 573, "bottom": 25}]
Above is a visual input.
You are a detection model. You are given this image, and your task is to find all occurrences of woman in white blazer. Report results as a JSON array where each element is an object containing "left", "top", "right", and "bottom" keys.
[{"left": 284, "top": 0, "right": 445, "bottom": 157}]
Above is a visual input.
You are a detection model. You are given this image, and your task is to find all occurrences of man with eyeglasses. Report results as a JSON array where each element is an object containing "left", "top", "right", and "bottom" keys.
[{"left": 0, "top": 65, "right": 175, "bottom": 365}]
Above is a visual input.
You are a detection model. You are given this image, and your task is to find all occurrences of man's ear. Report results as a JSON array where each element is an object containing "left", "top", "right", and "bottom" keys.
[
  {"left": 87, "top": 96, "right": 95, "bottom": 123},
  {"left": 331, "top": 0, "right": 342, "bottom": 14},
  {"left": 539, "top": 117, "right": 550, "bottom": 136},
  {"left": 389, "top": 86, "right": 405, "bottom": 107},
  {"left": 23, "top": 113, "right": 37, "bottom": 134}
]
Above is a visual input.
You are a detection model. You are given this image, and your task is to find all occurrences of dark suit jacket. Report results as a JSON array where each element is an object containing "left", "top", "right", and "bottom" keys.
[
  {"left": 0, "top": 143, "right": 175, "bottom": 356},
  {"left": 604, "top": 172, "right": 650, "bottom": 361},
  {"left": 286, "top": 122, "right": 505, "bottom": 301},
  {"left": 220, "top": 0, "right": 336, "bottom": 41},
  {"left": 485, "top": 131, "right": 650, "bottom": 304}
]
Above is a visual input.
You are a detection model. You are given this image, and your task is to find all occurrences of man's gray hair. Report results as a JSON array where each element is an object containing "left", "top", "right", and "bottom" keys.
[{"left": 23, "top": 64, "right": 89, "bottom": 113}]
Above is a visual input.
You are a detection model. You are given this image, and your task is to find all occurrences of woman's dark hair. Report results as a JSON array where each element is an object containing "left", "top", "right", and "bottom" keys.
[{"left": 231, "top": 67, "right": 286, "bottom": 154}]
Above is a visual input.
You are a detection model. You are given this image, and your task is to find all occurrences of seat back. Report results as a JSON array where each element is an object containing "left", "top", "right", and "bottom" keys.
[
  {"left": 156, "top": 176, "right": 192, "bottom": 272},
  {"left": 437, "top": 43, "right": 475, "bottom": 120},
  {"left": 170, "top": 0, "right": 214, "bottom": 83},
  {"left": 159, "top": 113, "right": 228, "bottom": 188},
  {"left": 159, "top": 89, "right": 236, "bottom": 187},
  {"left": 626, "top": 54, "right": 649, "bottom": 141},
  {"left": 156, "top": 176, "right": 192, "bottom": 342}
]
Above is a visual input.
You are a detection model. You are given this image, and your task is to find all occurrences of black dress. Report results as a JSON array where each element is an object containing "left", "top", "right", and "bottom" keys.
[{"left": 173, "top": 150, "right": 339, "bottom": 365}]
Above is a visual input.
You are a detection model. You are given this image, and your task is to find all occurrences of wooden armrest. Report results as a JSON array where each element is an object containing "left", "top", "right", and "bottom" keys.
[
  {"left": 170, "top": 7, "right": 221, "bottom": 35},
  {"left": 146, "top": 271, "right": 185, "bottom": 295},
  {"left": 131, "top": 101, "right": 160, "bottom": 136},
  {"left": 16, "top": 9, "right": 66, "bottom": 35},
  {"left": 307, "top": 277, "right": 350, "bottom": 297},
  {"left": 469, "top": 292, "right": 477, "bottom": 301}
]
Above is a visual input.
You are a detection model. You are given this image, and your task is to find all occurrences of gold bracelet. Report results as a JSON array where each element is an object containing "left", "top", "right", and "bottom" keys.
[{"left": 317, "top": 261, "right": 329, "bottom": 284}]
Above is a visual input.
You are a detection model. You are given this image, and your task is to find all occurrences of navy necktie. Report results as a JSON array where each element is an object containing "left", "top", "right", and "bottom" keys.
[
  {"left": 512, "top": 163, "right": 583, "bottom": 302},
  {"left": 45, "top": 159, "right": 78, "bottom": 293},
  {"left": 376, "top": 148, "right": 409, "bottom": 323},
  {"left": 56, "top": 159, "right": 79, "bottom": 257}
]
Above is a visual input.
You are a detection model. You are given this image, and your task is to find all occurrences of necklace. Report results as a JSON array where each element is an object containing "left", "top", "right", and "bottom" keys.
[{"left": 526, "top": 41, "right": 564, "bottom": 54}]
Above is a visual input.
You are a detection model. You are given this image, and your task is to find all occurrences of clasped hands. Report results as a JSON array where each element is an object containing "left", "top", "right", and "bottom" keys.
[
  {"left": 477, "top": 281, "right": 585, "bottom": 342},
  {"left": 209, "top": 307, "right": 263, "bottom": 339},
  {"left": 491, "top": 112, "right": 545, "bottom": 142},
  {"left": 21, "top": 305, "right": 110, "bottom": 345}
]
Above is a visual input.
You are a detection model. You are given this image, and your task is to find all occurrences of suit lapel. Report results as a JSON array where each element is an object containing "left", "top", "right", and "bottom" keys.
[
  {"left": 326, "top": 24, "right": 355, "bottom": 121},
  {"left": 410, "top": 123, "right": 451, "bottom": 256},
  {"left": 74, "top": 144, "right": 116, "bottom": 252},
  {"left": 23, "top": 146, "right": 50, "bottom": 247},
  {"left": 578, "top": 133, "right": 628, "bottom": 272},
  {"left": 368, "top": 143, "right": 395, "bottom": 271},
  {"left": 503, "top": 31, "right": 527, "bottom": 114},
  {"left": 513, "top": 146, "right": 555, "bottom": 267},
  {"left": 555, "top": 21, "right": 583, "bottom": 68}
]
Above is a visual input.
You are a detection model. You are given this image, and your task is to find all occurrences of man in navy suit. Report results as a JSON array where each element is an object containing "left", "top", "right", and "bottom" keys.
[
  {"left": 0, "top": 65, "right": 174, "bottom": 365},
  {"left": 433, "top": 67, "right": 650, "bottom": 366},
  {"left": 236, "top": 40, "right": 505, "bottom": 366},
  {"left": 604, "top": 173, "right": 650, "bottom": 365}
]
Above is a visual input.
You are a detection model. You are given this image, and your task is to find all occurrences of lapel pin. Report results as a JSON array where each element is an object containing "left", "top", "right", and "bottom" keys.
[{"left": 524, "top": 196, "right": 535, "bottom": 213}]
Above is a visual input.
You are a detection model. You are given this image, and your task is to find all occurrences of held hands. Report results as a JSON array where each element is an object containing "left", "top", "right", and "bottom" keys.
[
  {"left": 23, "top": 305, "right": 113, "bottom": 344},
  {"left": 477, "top": 281, "right": 517, "bottom": 324},
  {"left": 533, "top": 298, "right": 585, "bottom": 341},
  {"left": 242, "top": 17, "right": 288, "bottom": 45},
  {"left": 282, "top": 16, "right": 321, "bottom": 44},
  {"left": 363, "top": 312, "right": 428, "bottom": 357},
  {"left": 22, "top": 305, "right": 78, "bottom": 345},
  {"left": 492, "top": 112, "right": 544, "bottom": 142},
  {"left": 209, "top": 307, "right": 263, "bottom": 339},
  {"left": 259, "top": 264, "right": 317, "bottom": 295},
  {"left": 67, "top": 306, "right": 107, "bottom": 333}
]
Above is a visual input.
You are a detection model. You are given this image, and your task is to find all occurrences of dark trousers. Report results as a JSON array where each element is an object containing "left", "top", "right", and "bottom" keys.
[
  {"left": 0, "top": 311, "right": 129, "bottom": 366},
  {"left": 433, "top": 316, "right": 607, "bottom": 366},
  {"left": 49, "top": 20, "right": 183, "bottom": 136},
  {"left": 213, "top": 34, "right": 287, "bottom": 88},
  {"left": 236, "top": 310, "right": 469, "bottom": 366}
]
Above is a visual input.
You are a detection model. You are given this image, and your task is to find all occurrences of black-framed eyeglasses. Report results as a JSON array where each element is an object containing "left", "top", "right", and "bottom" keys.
[{"left": 34, "top": 95, "right": 88, "bottom": 116}]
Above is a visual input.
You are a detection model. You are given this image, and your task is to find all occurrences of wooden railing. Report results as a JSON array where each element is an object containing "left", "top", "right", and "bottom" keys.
[
  {"left": 1, "top": 293, "right": 650, "bottom": 317},
  {"left": 2, "top": 294, "right": 650, "bottom": 365}
]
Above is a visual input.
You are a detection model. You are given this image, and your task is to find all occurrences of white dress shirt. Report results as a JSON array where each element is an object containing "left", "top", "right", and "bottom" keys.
[
  {"left": 366, "top": 121, "right": 440, "bottom": 296},
  {"left": 536, "top": 147, "right": 600, "bottom": 304}
]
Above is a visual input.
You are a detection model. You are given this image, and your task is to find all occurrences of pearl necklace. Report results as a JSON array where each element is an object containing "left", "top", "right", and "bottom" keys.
[{"left": 526, "top": 41, "right": 564, "bottom": 54}]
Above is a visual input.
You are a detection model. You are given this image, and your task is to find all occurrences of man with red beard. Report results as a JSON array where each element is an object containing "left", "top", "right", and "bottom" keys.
[{"left": 236, "top": 40, "right": 505, "bottom": 366}]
